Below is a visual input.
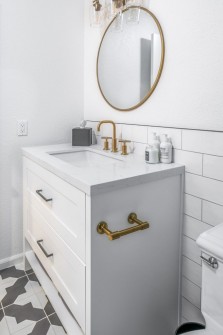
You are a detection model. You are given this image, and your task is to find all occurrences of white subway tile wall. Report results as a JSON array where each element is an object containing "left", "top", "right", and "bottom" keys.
[
  {"left": 174, "top": 150, "right": 203, "bottom": 175},
  {"left": 182, "top": 130, "right": 223, "bottom": 156},
  {"left": 186, "top": 173, "right": 223, "bottom": 205},
  {"left": 203, "top": 201, "right": 223, "bottom": 226},
  {"left": 183, "top": 215, "right": 211, "bottom": 241},
  {"left": 203, "top": 155, "right": 223, "bottom": 181},
  {"left": 182, "top": 257, "right": 202, "bottom": 287},
  {"left": 182, "top": 277, "right": 201, "bottom": 309},
  {"left": 182, "top": 235, "right": 201, "bottom": 265},
  {"left": 184, "top": 194, "right": 202, "bottom": 220},
  {"left": 87, "top": 121, "right": 223, "bottom": 323},
  {"left": 122, "top": 124, "right": 148, "bottom": 143},
  {"left": 181, "top": 298, "right": 205, "bottom": 324}
]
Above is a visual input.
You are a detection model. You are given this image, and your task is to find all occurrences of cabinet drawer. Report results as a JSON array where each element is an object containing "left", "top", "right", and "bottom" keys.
[
  {"left": 25, "top": 162, "right": 85, "bottom": 261},
  {"left": 26, "top": 204, "right": 86, "bottom": 332}
]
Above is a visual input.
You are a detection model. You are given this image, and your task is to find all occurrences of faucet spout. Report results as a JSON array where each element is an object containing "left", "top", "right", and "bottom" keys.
[{"left": 97, "top": 120, "right": 118, "bottom": 153}]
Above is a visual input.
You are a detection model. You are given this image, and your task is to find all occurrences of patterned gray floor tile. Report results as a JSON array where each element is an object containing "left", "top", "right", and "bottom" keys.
[
  {"left": 15, "top": 264, "right": 26, "bottom": 271},
  {"left": 0, "top": 309, "right": 10, "bottom": 335},
  {"left": 0, "top": 265, "right": 66, "bottom": 335},
  {"left": 44, "top": 299, "right": 55, "bottom": 316},
  {"left": 51, "top": 324, "right": 67, "bottom": 335},
  {"left": 13, "top": 318, "right": 55, "bottom": 335},
  {"left": 4, "top": 294, "right": 46, "bottom": 334},
  {"left": 25, "top": 269, "right": 34, "bottom": 276},
  {"left": 35, "top": 291, "right": 55, "bottom": 316},
  {"left": 0, "top": 266, "right": 26, "bottom": 280},
  {"left": 27, "top": 274, "right": 43, "bottom": 295},
  {"left": 27, "top": 318, "right": 54, "bottom": 335},
  {"left": 1, "top": 276, "right": 34, "bottom": 308},
  {"left": 49, "top": 314, "right": 67, "bottom": 334},
  {"left": 27, "top": 274, "right": 39, "bottom": 285}
]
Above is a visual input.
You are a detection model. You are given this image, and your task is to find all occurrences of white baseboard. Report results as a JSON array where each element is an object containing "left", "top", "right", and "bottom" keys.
[{"left": 0, "top": 253, "right": 24, "bottom": 271}]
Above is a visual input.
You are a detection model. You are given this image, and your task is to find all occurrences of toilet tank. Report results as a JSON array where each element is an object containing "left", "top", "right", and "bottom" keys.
[{"left": 197, "top": 223, "right": 223, "bottom": 328}]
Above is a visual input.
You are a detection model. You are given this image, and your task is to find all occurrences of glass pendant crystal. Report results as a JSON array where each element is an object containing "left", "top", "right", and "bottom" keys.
[
  {"left": 90, "top": 0, "right": 104, "bottom": 27},
  {"left": 111, "top": 10, "right": 124, "bottom": 32},
  {"left": 90, "top": 0, "right": 142, "bottom": 28},
  {"left": 126, "top": 0, "right": 142, "bottom": 7},
  {"left": 107, "top": 0, "right": 125, "bottom": 19},
  {"left": 126, "top": 7, "right": 141, "bottom": 25}
]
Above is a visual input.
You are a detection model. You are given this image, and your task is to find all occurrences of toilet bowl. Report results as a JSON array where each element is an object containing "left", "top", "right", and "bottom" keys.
[{"left": 176, "top": 223, "right": 223, "bottom": 335}]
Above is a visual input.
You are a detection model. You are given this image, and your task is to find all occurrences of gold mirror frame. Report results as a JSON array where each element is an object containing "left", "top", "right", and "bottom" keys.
[{"left": 96, "top": 6, "right": 165, "bottom": 112}]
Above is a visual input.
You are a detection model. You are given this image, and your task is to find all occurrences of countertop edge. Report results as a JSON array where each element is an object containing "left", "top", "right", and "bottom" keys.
[{"left": 23, "top": 147, "right": 185, "bottom": 196}]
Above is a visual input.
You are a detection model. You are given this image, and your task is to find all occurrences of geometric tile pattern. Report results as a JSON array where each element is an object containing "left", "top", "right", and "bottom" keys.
[{"left": 0, "top": 264, "right": 66, "bottom": 335}]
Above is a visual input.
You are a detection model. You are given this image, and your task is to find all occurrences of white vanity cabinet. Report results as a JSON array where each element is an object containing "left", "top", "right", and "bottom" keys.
[
  {"left": 23, "top": 145, "right": 184, "bottom": 335},
  {"left": 23, "top": 158, "right": 86, "bottom": 330}
]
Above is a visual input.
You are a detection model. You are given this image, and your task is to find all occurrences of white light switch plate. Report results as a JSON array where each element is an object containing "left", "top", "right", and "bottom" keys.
[{"left": 17, "top": 120, "right": 28, "bottom": 136}]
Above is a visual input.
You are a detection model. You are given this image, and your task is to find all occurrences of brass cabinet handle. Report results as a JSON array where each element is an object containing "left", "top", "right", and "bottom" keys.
[
  {"left": 97, "top": 213, "right": 149, "bottom": 241},
  {"left": 37, "top": 240, "right": 53, "bottom": 258},
  {"left": 36, "top": 190, "right": 53, "bottom": 202}
]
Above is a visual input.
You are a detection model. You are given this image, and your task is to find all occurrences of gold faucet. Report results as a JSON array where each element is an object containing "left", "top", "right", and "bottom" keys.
[{"left": 97, "top": 120, "right": 118, "bottom": 153}]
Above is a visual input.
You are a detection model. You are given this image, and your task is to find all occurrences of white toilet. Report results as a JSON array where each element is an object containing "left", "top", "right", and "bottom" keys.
[{"left": 177, "top": 222, "right": 223, "bottom": 335}]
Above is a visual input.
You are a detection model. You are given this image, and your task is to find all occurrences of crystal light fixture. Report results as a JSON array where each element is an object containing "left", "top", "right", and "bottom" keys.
[
  {"left": 126, "top": 0, "right": 142, "bottom": 7},
  {"left": 90, "top": 0, "right": 104, "bottom": 27},
  {"left": 109, "top": 0, "right": 126, "bottom": 17},
  {"left": 90, "top": 0, "right": 142, "bottom": 28}
]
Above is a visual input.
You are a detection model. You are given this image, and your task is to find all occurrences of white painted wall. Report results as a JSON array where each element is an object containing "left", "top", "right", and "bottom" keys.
[
  {"left": 0, "top": 0, "right": 84, "bottom": 262},
  {"left": 84, "top": 0, "right": 223, "bottom": 131}
]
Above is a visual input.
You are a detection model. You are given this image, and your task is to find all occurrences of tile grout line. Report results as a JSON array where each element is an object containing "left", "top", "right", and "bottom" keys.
[
  {"left": 202, "top": 154, "right": 204, "bottom": 176},
  {"left": 181, "top": 129, "right": 183, "bottom": 150},
  {"left": 181, "top": 292, "right": 201, "bottom": 310},
  {"left": 2, "top": 301, "right": 11, "bottom": 335},
  {"left": 184, "top": 213, "right": 213, "bottom": 227},
  {"left": 90, "top": 121, "right": 223, "bottom": 159},
  {"left": 182, "top": 297, "right": 202, "bottom": 311},
  {"left": 182, "top": 275, "right": 201, "bottom": 289},
  {"left": 182, "top": 255, "right": 202, "bottom": 269},
  {"left": 201, "top": 199, "right": 203, "bottom": 222},
  {"left": 185, "top": 192, "right": 223, "bottom": 208},
  {"left": 87, "top": 119, "right": 223, "bottom": 133}
]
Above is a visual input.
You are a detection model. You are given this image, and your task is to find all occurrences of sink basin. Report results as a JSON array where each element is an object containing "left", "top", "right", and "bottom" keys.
[{"left": 50, "top": 150, "right": 123, "bottom": 168}]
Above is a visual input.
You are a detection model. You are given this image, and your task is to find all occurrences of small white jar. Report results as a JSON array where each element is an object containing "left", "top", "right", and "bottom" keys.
[{"left": 145, "top": 145, "right": 159, "bottom": 164}]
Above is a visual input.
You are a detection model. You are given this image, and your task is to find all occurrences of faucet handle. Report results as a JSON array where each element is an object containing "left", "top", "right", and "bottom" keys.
[
  {"left": 119, "top": 140, "right": 131, "bottom": 156},
  {"left": 102, "top": 137, "right": 112, "bottom": 151}
]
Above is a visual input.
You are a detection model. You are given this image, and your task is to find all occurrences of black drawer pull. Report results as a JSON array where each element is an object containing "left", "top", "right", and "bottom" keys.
[
  {"left": 37, "top": 240, "right": 53, "bottom": 258},
  {"left": 36, "top": 190, "right": 53, "bottom": 202}
]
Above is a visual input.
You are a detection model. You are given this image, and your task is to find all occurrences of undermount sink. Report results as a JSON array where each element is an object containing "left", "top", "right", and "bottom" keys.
[{"left": 50, "top": 150, "right": 123, "bottom": 168}]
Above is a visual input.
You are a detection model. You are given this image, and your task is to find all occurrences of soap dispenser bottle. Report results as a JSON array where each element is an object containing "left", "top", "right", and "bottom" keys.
[
  {"left": 151, "top": 132, "right": 160, "bottom": 151},
  {"left": 160, "top": 134, "right": 172, "bottom": 164}
]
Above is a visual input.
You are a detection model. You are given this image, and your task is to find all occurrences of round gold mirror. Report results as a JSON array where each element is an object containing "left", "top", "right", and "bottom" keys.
[{"left": 97, "top": 6, "right": 165, "bottom": 112}]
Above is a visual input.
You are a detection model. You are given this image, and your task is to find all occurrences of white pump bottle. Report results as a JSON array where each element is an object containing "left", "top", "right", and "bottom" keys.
[{"left": 160, "top": 134, "right": 172, "bottom": 164}]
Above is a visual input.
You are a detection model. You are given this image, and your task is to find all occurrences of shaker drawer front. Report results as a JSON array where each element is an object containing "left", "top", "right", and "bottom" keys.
[
  {"left": 26, "top": 205, "right": 86, "bottom": 332},
  {"left": 27, "top": 188, "right": 85, "bottom": 262},
  {"left": 26, "top": 165, "right": 85, "bottom": 261}
]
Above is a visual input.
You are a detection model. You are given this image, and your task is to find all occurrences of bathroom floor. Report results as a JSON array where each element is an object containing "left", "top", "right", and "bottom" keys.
[{"left": 0, "top": 264, "right": 66, "bottom": 335}]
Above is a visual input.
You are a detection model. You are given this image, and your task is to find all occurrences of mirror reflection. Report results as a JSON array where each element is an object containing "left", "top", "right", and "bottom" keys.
[{"left": 97, "top": 7, "right": 164, "bottom": 111}]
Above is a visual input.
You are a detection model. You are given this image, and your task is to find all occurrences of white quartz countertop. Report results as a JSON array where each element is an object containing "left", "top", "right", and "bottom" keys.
[{"left": 23, "top": 144, "right": 185, "bottom": 195}]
